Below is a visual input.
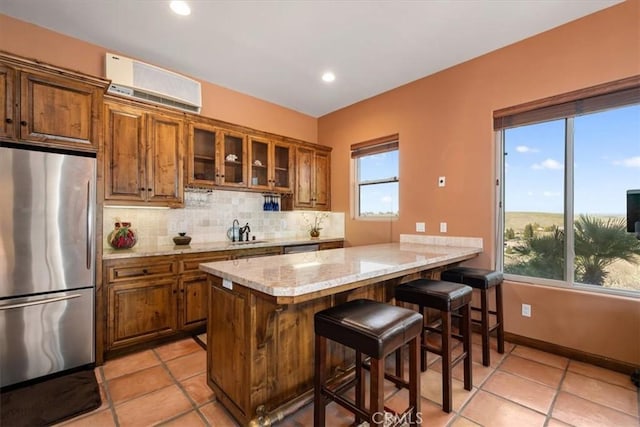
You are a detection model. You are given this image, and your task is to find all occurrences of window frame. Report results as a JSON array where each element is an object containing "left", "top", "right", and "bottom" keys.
[
  {"left": 351, "top": 134, "right": 399, "bottom": 220},
  {"left": 495, "top": 76, "right": 640, "bottom": 297}
]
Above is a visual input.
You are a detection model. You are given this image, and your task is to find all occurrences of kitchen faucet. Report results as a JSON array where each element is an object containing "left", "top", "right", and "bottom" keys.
[
  {"left": 232, "top": 219, "right": 240, "bottom": 242},
  {"left": 239, "top": 223, "right": 251, "bottom": 242}
]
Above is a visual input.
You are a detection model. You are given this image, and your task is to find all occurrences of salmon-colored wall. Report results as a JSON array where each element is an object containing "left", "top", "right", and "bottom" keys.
[
  {"left": 318, "top": 0, "right": 640, "bottom": 366},
  {"left": 0, "top": 14, "right": 317, "bottom": 143}
]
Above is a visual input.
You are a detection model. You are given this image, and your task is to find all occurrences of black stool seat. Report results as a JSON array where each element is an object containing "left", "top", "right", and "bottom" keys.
[
  {"left": 314, "top": 299, "right": 422, "bottom": 426},
  {"left": 441, "top": 266, "right": 505, "bottom": 367},
  {"left": 395, "top": 279, "right": 472, "bottom": 312},
  {"left": 441, "top": 267, "right": 503, "bottom": 289},
  {"left": 395, "top": 279, "right": 473, "bottom": 413},
  {"left": 315, "top": 298, "right": 423, "bottom": 359}
]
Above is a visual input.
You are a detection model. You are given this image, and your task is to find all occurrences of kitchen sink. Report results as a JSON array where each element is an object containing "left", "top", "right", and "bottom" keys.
[{"left": 229, "top": 240, "right": 269, "bottom": 245}]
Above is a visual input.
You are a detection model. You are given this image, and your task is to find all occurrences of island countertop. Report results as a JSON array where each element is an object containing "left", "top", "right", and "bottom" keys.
[{"left": 200, "top": 242, "right": 481, "bottom": 303}]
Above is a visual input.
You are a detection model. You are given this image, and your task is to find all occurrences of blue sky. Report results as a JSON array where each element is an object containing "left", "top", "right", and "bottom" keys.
[
  {"left": 358, "top": 150, "right": 399, "bottom": 215},
  {"left": 504, "top": 104, "right": 640, "bottom": 215}
]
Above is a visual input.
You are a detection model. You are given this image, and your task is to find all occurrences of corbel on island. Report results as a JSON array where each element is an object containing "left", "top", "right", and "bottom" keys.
[{"left": 199, "top": 239, "right": 482, "bottom": 426}]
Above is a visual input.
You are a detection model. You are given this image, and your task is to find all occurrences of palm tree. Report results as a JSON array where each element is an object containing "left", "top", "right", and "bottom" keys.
[
  {"left": 507, "top": 216, "right": 640, "bottom": 286},
  {"left": 507, "top": 227, "right": 564, "bottom": 280},
  {"left": 574, "top": 215, "right": 640, "bottom": 285}
]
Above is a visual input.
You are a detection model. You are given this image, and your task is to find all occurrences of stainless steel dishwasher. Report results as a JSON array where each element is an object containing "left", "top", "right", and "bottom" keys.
[{"left": 283, "top": 243, "right": 320, "bottom": 254}]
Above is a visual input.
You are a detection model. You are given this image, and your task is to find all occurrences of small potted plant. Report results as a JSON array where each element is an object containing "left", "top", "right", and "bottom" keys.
[{"left": 303, "top": 212, "right": 329, "bottom": 239}]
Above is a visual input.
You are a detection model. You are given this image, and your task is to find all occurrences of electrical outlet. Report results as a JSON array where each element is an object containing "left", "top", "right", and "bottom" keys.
[
  {"left": 416, "top": 222, "right": 426, "bottom": 232},
  {"left": 522, "top": 303, "right": 531, "bottom": 317},
  {"left": 438, "top": 176, "right": 446, "bottom": 187},
  {"left": 440, "top": 222, "right": 447, "bottom": 233},
  {"left": 280, "top": 219, "right": 288, "bottom": 229}
]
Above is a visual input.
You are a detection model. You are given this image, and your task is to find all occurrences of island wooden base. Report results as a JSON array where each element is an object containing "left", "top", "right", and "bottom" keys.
[{"left": 206, "top": 267, "right": 449, "bottom": 426}]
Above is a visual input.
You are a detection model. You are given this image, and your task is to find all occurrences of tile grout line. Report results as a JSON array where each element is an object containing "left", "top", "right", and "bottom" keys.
[
  {"left": 451, "top": 340, "right": 514, "bottom": 425},
  {"left": 96, "top": 365, "right": 122, "bottom": 427},
  {"left": 152, "top": 345, "right": 213, "bottom": 426}
]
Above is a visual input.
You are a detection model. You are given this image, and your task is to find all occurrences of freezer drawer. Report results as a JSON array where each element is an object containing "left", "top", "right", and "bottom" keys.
[{"left": 0, "top": 288, "right": 94, "bottom": 388}]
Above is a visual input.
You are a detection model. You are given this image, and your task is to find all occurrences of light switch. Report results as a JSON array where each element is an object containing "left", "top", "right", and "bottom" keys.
[
  {"left": 416, "top": 222, "right": 426, "bottom": 232},
  {"left": 440, "top": 222, "right": 447, "bottom": 233},
  {"left": 438, "top": 176, "right": 446, "bottom": 187}
]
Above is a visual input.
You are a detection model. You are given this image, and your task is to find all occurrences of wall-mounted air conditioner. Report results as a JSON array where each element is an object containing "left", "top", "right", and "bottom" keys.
[{"left": 105, "top": 53, "right": 202, "bottom": 113}]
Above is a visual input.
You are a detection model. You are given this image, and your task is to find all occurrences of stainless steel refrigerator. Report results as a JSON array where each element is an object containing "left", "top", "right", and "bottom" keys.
[{"left": 0, "top": 144, "right": 96, "bottom": 388}]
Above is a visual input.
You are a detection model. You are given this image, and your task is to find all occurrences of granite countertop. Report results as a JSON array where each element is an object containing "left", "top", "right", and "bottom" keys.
[
  {"left": 102, "top": 236, "right": 344, "bottom": 260},
  {"left": 199, "top": 242, "right": 482, "bottom": 299}
]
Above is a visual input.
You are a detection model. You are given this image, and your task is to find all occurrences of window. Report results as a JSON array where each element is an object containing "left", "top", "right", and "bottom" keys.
[
  {"left": 496, "top": 77, "right": 640, "bottom": 294},
  {"left": 351, "top": 134, "right": 399, "bottom": 218}
]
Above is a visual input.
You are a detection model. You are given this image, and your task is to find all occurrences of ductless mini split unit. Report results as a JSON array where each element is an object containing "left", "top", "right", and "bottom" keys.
[{"left": 105, "top": 53, "right": 202, "bottom": 113}]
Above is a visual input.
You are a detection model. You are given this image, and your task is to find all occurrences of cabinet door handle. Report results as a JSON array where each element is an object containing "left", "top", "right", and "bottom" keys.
[
  {"left": 5, "top": 118, "right": 12, "bottom": 124},
  {"left": 20, "top": 120, "right": 27, "bottom": 126},
  {"left": 139, "top": 187, "right": 145, "bottom": 191},
  {"left": 142, "top": 269, "right": 148, "bottom": 274},
  {"left": 147, "top": 188, "right": 152, "bottom": 192}
]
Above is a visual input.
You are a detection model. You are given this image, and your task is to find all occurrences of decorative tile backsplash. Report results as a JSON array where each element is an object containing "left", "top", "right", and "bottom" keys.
[{"left": 103, "top": 190, "right": 345, "bottom": 249}]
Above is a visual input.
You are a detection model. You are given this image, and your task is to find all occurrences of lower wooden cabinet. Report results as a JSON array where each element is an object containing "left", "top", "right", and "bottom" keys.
[
  {"left": 108, "top": 278, "right": 178, "bottom": 348},
  {"left": 102, "top": 241, "right": 342, "bottom": 356}
]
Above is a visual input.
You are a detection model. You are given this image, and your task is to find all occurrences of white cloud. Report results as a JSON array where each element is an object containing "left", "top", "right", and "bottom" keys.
[
  {"left": 532, "top": 158, "right": 563, "bottom": 170},
  {"left": 613, "top": 156, "right": 640, "bottom": 168},
  {"left": 380, "top": 196, "right": 393, "bottom": 204},
  {"left": 543, "top": 191, "right": 562, "bottom": 197},
  {"left": 516, "top": 145, "right": 539, "bottom": 153},
  {"left": 527, "top": 191, "right": 533, "bottom": 196}
]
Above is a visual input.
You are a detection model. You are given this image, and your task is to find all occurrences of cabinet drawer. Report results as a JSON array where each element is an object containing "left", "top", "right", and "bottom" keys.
[
  {"left": 106, "top": 260, "right": 178, "bottom": 283},
  {"left": 180, "top": 252, "right": 231, "bottom": 273},
  {"left": 319, "top": 241, "right": 344, "bottom": 250}
]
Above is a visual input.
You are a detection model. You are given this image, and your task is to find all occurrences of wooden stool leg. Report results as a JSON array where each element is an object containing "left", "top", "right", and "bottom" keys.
[
  {"left": 441, "top": 310, "right": 452, "bottom": 413},
  {"left": 462, "top": 303, "right": 472, "bottom": 391},
  {"left": 355, "top": 350, "right": 365, "bottom": 425},
  {"left": 480, "top": 289, "right": 491, "bottom": 367},
  {"left": 408, "top": 335, "right": 421, "bottom": 426},
  {"left": 495, "top": 284, "right": 505, "bottom": 354},
  {"left": 420, "top": 305, "right": 428, "bottom": 371},
  {"left": 314, "top": 335, "right": 327, "bottom": 427},
  {"left": 370, "top": 357, "right": 385, "bottom": 426},
  {"left": 395, "top": 346, "right": 403, "bottom": 381}
]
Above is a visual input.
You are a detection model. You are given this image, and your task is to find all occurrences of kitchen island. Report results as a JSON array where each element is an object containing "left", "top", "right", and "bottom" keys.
[{"left": 200, "top": 240, "right": 481, "bottom": 426}]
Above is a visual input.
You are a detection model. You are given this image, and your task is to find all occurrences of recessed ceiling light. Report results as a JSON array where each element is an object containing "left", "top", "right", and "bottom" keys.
[
  {"left": 322, "top": 72, "right": 336, "bottom": 83},
  {"left": 170, "top": 1, "right": 191, "bottom": 16}
]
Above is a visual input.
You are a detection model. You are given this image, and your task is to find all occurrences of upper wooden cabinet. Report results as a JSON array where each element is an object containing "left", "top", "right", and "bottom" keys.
[
  {"left": 0, "top": 52, "right": 108, "bottom": 152},
  {"left": 0, "top": 65, "right": 14, "bottom": 140},
  {"left": 186, "top": 121, "right": 247, "bottom": 188},
  {"left": 104, "top": 99, "right": 184, "bottom": 207},
  {"left": 248, "top": 136, "right": 293, "bottom": 193},
  {"left": 294, "top": 145, "right": 331, "bottom": 210}
]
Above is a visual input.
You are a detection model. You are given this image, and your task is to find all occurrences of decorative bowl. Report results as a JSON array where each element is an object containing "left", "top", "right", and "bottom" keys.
[{"left": 173, "top": 232, "right": 192, "bottom": 245}]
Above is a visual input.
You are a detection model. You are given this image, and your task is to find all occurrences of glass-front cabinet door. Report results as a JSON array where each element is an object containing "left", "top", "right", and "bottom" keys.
[
  {"left": 187, "top": 122, "right": 217, "bottom": 186},
  {"left": 272, "top": 141, "right": 292, "bottom": 192},
  {"left": 248, "top": 136, "right": 270, "bottom": 189},
  {"left": 219, "top": 129, "right": 246, "bottom": 187}
]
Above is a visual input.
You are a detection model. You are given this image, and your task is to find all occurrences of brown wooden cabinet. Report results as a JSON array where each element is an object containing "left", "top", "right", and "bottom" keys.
[
  {"left": 248, "top": 136, "right": 293, "bottom": 193},
  {"left": 0, "top": 53, "right": 107, "bottom": 152},
  {"left": 185, "top": 121, "right": 247, "bottom": 188},
  {"left": 178, "top": 252, "right": 232, "bottom": 329},
  {"left": 0, "top": 65, "right": 14, "bottom": 140},
  {"left": 294, "top": 145, "right": 331, "bottom": 210},
  {"left": 102, "top": 241, "right": 341, "bottom": 357},
  {"left": 104, "top": 256, "right": 180, "bottom": 350},
  {"left": 104, "top": 99, "right": 184, "bottom": 207}
]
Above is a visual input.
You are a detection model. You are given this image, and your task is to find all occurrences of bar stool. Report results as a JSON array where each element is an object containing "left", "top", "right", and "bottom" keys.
[
  {"left": 395, "top": 279, "right": 472, "bottom": 413},
  {"left": 441, "top": 267, "right": 504, "bottom": 366},
  {"left": 314, "top": 299, "right": 423, "bottom": 427}
]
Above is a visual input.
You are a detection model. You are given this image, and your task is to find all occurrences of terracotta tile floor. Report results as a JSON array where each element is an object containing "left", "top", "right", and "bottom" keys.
[{"left": 57, "top": 335, "right": 639, "bottom": 427}]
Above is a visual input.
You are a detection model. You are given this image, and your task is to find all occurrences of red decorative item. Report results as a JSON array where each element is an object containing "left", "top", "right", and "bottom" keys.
[{"left": 107, "top": 221, "right": 137, "bottom": 249}]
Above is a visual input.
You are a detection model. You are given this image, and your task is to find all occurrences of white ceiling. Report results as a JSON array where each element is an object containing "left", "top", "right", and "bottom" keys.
[{"left": 1, "top": 0, "right": 622, "bottom": 117}]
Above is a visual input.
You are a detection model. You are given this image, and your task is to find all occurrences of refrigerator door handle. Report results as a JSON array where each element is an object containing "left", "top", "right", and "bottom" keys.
[
  {"left": 0, "top": 294, "right": 83, "bottom": 310},
  {"left": 86, "top": 180, "right": 92, "bottom": 270}
]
